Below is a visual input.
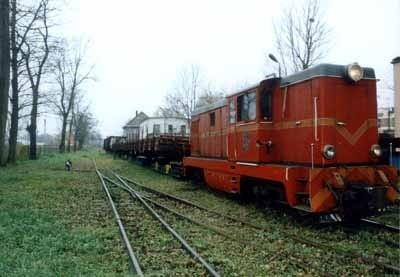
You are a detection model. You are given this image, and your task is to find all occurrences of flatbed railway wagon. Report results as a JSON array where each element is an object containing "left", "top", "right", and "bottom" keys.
[
  {"left": 103, "top": 136, "right": 127, "bottom": 153},
  {"left": 135, "top": 133, "right": 190, "bottom": 168},
  {"left": 183, "top": 63, "right": 398, "bottom": 220}
]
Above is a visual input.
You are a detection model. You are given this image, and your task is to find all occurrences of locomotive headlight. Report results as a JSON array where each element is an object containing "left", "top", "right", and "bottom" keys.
[
  {"left": 346, "top": 63, "right": 364, "bottom": 82},
  {"left": 370, "top": 144, "right": 382, "bottom": 158},
  {"left": 322, "top": 145, "right": 336, "bottom": 159}
]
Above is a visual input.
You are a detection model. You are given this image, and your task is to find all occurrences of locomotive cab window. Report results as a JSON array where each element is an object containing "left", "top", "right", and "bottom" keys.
[
  {"left": 237, "top": 91, "right": 256, "bottom": 121},
  {"left": 209, "top": 112, "right": 215, "bottom": 126},
  {"left": 229, "top": 100, "right": 236, "bottom": 124},
  {"left": 260, "top": 90, "right": 272, "bottom": 121}
]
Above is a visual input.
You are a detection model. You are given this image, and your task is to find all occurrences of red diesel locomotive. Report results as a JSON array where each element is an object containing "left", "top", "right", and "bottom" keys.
[{"left": 183, "top": 63, "right": 398, "bottom": 219}]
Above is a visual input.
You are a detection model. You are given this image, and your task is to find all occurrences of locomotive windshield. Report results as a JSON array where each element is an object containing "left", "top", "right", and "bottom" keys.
[
  {"left": 260, "top": 90, "right": 272, "bottom": 121},
  {"left": 237, "top": 91, "right": 256, "bottom": 121}
]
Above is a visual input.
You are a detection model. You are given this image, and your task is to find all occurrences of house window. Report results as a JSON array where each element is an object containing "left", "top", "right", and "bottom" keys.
[
  {"left": 209, "top": 112, "right": 215, "bottom": 126},
  {"left": 153, "top": 124, "right": 160, "bottom": 135},
  {"left": 237, "top": 91, "right": 256, "bottom": 121},
  {"left": 229, "top": 100, "right": 236, "bottom": 124},
  {"left": 260, "top": 90, "right": 272, "bottom": 120},
  {"left": 168, "top": 124, "right": 173, "bottom": 134},
  {"left": 180, "top": 125, "right": 186, "bottom": 135}
]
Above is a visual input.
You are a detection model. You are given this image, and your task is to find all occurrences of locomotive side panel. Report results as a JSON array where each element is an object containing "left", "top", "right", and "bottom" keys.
[
  {"left": 190, "top": 117, "right": 200, "bottom": 156},
  {"left": 195, "top": 105, "right": 228, "bottom": 159}
]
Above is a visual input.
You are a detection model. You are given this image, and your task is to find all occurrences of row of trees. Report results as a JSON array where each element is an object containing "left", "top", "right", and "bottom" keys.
[{"left": 0, "top": 0, "right": 97, "bottom": 166}]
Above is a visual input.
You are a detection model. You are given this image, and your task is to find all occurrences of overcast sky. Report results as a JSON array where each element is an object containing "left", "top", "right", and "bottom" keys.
[{"left": 44, "top": 0, "right": 400, "bottom": 137}]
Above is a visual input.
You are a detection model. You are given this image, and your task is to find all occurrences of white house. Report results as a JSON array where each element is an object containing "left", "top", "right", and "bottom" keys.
[
  {"left": 378, "top": 107, "right": 395, "bottom": 135},
  {"left": 139, "top": 117, "right": 189, "bottom": 139},
  {"left": 392, "top": 57, "right": 400, "bottom": 138}
]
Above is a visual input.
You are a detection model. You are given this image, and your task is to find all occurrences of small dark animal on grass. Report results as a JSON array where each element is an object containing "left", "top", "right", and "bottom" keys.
[{"left": 65, "top": 160, "right": 72, "bottom": 171}]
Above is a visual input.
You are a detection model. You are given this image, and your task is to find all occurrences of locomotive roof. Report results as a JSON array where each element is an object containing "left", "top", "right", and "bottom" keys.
[
  {"left": 192, "top": 63, "right": 376, "bottom": 116},
  {"left": 280, "top": 63, "right": 376, "bottom": 87},
  {"left": 192, "top": 99, "right": 227, "bottom": 116}
]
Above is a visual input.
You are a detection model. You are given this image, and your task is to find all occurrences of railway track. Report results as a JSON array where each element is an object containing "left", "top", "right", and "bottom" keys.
[
  {"left": 104, "top": 172, "right": 328, "bottom": 275},
  {"left": 94, "top": 165, "right": 143, "bottom": 276},
  {"left": 360, "top": 218, "right": 400, "bottom": 233},
  {"left": 114, "top": 173, "right": 400, "bottom": 275},
  {"left": 93, "top": 162, "right": 220, "bottom": 276}
]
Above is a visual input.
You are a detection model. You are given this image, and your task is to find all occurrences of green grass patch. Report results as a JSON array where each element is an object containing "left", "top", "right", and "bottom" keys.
[{"left": 0, "top": 151, "right": 128, "bottom": 276}]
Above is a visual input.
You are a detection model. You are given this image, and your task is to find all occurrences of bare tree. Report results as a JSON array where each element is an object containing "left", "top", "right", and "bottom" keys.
[
  {"left": 196, "top": 86, "right": 224, "bottom": 108},
  {"left": 21, "top": 0, "right": 51, "bottom": 160},
  {"left": 51, "top": 42, "right": 93, "bottom": 153},
  {"left": 157, "top": 66, "right": 225, "bottom": 122},
  {"left": 153, "top": 106, "right": 183, "bottom": 117},
  {"left": 272, "top": 0, "right": 330, "bottom": 75},
  {"left": 73, "top": 105, "right": 97, "bottom": 151},
  {"left": 0, "top": 0, "right": 10, "bottom": 165},
  {"left": 8, "top": 0, "right": 44, "bottom": 163},
  {"left": 159, "top": 65, "right": 203, "bottom": 125}
]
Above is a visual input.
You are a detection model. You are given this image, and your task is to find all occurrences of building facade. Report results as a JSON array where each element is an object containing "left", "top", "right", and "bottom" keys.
[
  {"left": 122, "top": 111, "right": 148, "bottom": 143},
  {"left": 139, "top": 117, "right": 189, "bottom": 139},
  {"left": 378, "top": 107, "right": 395, "bottom": 135},
  {"left": 392, "top": 57, "right": 400, "bottom": 138}
]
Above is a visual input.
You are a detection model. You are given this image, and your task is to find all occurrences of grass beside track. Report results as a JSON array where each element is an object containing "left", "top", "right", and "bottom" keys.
[
  {"left": 0, "top": 151, "right": 128, "bottom": 276},
  {"left": 1, "top": 150, "right": 399, "bottom": 276}
]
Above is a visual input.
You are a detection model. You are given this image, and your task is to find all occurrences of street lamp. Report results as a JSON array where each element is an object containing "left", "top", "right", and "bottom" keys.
[{"left": 268, "top": 53, "right": 281, "bottom": 77}]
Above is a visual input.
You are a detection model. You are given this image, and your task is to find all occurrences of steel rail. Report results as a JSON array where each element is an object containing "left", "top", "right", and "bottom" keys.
[
  {"left": 119, "top": 175, "right": 263, "bottom": 229},
  {"left": 120, "top": 174, "right": 400, "bottom": 274},
  {"left": 110, "top": 173, "right": 220, "bottom": 277},
  {"left": 93, "top": 162, "right": 143, "bottom": 276},
  {"left": 102, "top": 175, "right": 241, "bottom": 244},
  {"left": 360, "top": 219, "right": 400, "bottom": 233},
  {"left": 104, "top": 174, "right": 322, "bottom": 274}
]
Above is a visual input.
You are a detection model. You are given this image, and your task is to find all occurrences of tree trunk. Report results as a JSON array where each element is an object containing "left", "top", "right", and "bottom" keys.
[
  {"left": 78, "top": 138, "right": 83, "bottom": 150},
  {"left": 59, "top": 114, "right": 67, "bottom": 153},
  {"left": 28, "top": 87, "right": 39, "bottom": 160},
  {"left": 67, "top": 104, "right": 74, "bottom": 152},
  {"left": 8, "top": 109, "right": 18, "bottom": 163},
  {"left": 0, "top": 0, "right": 10, "bottom": 165},
  {"left": 67, "top": 118, "right": 72, "bottom": 152},
  {"left": 73, "top": 130, "right": 77, "bottom": 152},
  {"left": 8, "top": 0, "right": 18, "bottom": 163}
]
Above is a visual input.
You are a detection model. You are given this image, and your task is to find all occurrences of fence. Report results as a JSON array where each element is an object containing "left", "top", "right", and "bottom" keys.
[{"left": 16, "top": 144, "right": 59, "bottom": 161}]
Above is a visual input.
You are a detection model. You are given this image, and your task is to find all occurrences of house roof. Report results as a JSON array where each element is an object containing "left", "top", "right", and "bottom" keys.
[
  {"left": 123, "top": 112, "right": 148, "bottom": 128},
  {"left": 142, "top": 116, "right": 188, "bottom": 121}
]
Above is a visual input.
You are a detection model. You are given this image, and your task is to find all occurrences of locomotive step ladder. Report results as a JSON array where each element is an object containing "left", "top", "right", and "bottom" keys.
[{"left": 293, "top": 204, "right": 312, "bottom": 212}]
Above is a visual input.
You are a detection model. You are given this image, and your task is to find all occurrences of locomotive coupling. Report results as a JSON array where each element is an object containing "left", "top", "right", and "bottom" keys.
[{"left": 341, "top": 184, "right": 388, "bottom": 219}]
